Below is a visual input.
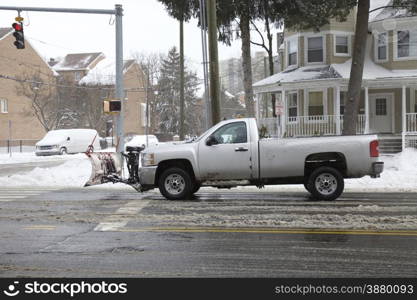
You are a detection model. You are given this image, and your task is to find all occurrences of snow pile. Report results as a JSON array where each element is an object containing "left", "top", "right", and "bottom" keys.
[
  {"left": 0, "top": 156, "right": 91, "bottom": 187},
  {"left": 0, "top": 152, "right": 85, "bottom": 165},
  {"left": 345, "top": 148, "right": 417, "bottom": 192}
]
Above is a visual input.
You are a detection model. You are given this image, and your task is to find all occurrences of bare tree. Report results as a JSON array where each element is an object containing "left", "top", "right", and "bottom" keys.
[
  {"left": 16, "top": 72, "right": 63, "bottom": 132},
  {"left": 131, "top": 51, "right": 164, "bottom": 133}
]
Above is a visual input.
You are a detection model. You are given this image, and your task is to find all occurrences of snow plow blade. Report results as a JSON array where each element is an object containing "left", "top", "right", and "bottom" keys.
[{"left": 84, "top": 152, "right": 123, "bottom": 187}]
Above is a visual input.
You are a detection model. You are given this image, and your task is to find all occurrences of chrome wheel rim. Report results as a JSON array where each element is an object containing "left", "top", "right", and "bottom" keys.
[
  {"left": 315, "top": 173, "right": 337, "bottom": 196},
  {"left": 165, "top": 174, "right": 185, "bottom": 195}
]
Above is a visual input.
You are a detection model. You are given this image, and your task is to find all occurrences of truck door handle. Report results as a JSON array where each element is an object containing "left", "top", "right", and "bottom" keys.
[{"left": 235, "top": 147, "right": 248, "bottom": 152}]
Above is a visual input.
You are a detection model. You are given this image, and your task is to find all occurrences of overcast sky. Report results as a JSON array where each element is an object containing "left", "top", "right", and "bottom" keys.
[{"left": 0, "top": 0, "right": 250, "bottom": 72}]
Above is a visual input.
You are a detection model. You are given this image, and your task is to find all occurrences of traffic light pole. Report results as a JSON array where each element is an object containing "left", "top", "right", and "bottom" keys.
[
  {"left": 114, "top": 4, "right": 125, "bottom": 153},
  {"left": 0, "top": 4, "right": 125, "bottom": 152}
]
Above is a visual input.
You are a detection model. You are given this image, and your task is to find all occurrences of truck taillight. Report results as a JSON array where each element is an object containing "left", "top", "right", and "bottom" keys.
[{"left": 370, "top": 140, "right": 379, "bottom": 157}]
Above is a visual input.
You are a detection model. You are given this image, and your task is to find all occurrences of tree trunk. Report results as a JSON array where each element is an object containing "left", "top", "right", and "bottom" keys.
[
  {"left": 206, "top": 0, "right": 221, "bottom": 125},
  {"left": 239, "top": 11, "right": 255, "bottom": 117},
  {"left": 342, "top": 0, "right": 370, "bottom": 135},
  {"left": 267, "top": 30, "right": 276, "bottom": 117},
  {"left": 264, "top": 0, "right": 276, "bottom": 117}
]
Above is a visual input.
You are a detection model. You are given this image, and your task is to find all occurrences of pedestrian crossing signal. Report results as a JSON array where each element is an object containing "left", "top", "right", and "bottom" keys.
[{"left": 103, "top": 99, "right": 121, "bottom": 114}]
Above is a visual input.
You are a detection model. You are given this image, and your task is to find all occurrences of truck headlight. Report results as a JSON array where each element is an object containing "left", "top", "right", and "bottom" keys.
[{"left": 141, "top": 153, "right": 156, "bottom": 167}]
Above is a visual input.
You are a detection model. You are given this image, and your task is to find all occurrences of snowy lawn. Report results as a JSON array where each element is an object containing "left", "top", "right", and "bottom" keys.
[{"left": 0, "top": 148, "right": 416, "bottom": 192}]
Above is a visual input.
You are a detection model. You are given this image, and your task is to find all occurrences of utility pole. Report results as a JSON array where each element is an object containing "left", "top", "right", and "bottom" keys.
[
  {"left": 179, "top": 19, "right": 185, "bottom": 140},
  {"left": 206, "top": 0, "right": 221, "bottom": 125},
  {"left": 114, "top": 4, "right": 125, "bottom": 153},
  {"left": 199, "top": 0, "right": 211, "bottom": 129}
]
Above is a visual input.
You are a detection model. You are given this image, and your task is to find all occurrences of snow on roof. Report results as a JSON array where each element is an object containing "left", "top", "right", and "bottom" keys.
[
  {"left": 370, "top": 0, "right": 416, "bottom": 22},
  {"left": 331, "top": 58, "right": 417, "bottom": 80},
  {"left": 331, "top": 35, "right": 417, "bottom": 80},
  {"left": 253, "top": 65, "right": 340, "bottom": 87},
  {"left": 79, "top": 58, "right": 136, "bottom": 86},
  {"left": 53, "top": 52, "right": 104, "bottom": 71},
  {"left": 369, "top": 0, "right": 392, "bottom": 22},
  {"left": 0, "top": 27, "right": 12, "bottom": 41}
]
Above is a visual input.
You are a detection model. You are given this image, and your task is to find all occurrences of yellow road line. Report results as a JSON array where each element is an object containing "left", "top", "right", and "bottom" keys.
[{"left": 116, "top": 227, "right": 417, "bottom": 236}]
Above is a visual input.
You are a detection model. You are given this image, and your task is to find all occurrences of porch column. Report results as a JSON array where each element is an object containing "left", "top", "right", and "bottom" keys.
[
  {"left": 402, "top": 85, "right": 407, "bottom": 151},
  {"left": 335, "top": 86, "right": 341, "bottom": 135},
  {"left": 364, "top": 87, "right": 370, "bottom": 134},
  {"left": 255, "top": 93, "right": 261, "bottom": 120},
  {"left": 280, "top": 89, "right": 286, "bottom": 138}
]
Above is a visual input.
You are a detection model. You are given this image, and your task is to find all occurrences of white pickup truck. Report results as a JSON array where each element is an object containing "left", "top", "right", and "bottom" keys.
[{"left": 138, "top": 118, "right": 383, "bottom": 201}]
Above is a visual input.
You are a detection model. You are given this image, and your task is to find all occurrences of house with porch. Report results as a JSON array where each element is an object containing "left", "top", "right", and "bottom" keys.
[{"left": 253, "top": 0, "right": 417, "bottom": 153}]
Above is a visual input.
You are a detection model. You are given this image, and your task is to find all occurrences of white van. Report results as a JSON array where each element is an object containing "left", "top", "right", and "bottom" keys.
[{"left": 35, "top": 129, "right": 101, "bottom": 156}]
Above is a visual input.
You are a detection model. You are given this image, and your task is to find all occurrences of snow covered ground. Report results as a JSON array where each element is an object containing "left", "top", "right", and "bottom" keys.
[
  {"left": 0, "top": 152, "right": 84, "bottom": 165},
  {"left": 0, "top": 148, "right": 416, "bottom": 192}
]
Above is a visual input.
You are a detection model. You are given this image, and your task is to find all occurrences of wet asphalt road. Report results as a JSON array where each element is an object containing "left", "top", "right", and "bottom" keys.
[{"left": 0, "top": 187, "right": 417, "bottom": 277}]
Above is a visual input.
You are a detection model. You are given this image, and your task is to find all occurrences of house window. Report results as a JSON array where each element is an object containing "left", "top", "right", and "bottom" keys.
[
  {"left": 140, "top": 103, "right": 147, "bottom": 127},
  {"left": 74, "top": 72, "right": 82, "bottom": 81},
  {"left": 375, "top": 98, "right": 387, "bottom": 116},
  {"left": 308, "top": 91, "right": 324, "bottom": 116},
  {"left": 0, "top": 99, "right": 8, "bottom": 113},
  {"left": 415, "top": 90, "right": 417, "bottom": 113},
  {"left": 377, "top": 32, "right": 388, "bottom": 61},
  {"left": 288, "top": 39, "right": 298, "bottom": 66},
  {"left": 397, "top": 30, "right": 417, "bottom": 58},
  {"left": 340, "top": 91, "right": 346, "bottom": 115},
  {"left": 335, "top": 35, "right": 349, "bottom": 55},
  {"left": 287, "top": 93, "right": 298, "bottom": 118},
  {"left": 307, "top": 36, "right": 324, "bottom": 63}
]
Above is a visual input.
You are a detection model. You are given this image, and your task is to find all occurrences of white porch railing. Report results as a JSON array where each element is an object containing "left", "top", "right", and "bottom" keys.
[
  {"left": 258, "top": 115, "right": 366, "bottom": 137},
  {"left": 406, "top": 113, "right": 417, "bottom": 134}
]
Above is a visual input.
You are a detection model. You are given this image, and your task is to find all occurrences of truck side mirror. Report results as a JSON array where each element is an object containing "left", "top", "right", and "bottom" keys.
[
  {"left": 67, "top": 137, "right": 70, "bottom": 141},
  {"left": 206, "top": 135, "right": 218, "bottom": 146}
]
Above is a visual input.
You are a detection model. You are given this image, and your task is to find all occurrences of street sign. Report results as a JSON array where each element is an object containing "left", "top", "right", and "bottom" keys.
[{"left": 275, "top": 99, "right": 284, "bottom": 116}]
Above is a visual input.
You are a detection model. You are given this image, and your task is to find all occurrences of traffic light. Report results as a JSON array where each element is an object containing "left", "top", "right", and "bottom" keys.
[
  {"left": 12, "top": 22, "right": 25, "bottom": 49},
  {"left": 103, "top": 99, "right": 121, "bottom": 114}
]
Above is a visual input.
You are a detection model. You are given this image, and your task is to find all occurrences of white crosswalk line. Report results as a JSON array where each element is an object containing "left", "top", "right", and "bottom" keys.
[
  {"left": 0, "top": 188, "right": 59, "bottom": 202},
  {"left": 94, "top": 200, "right": 150, "bottom": 232}
]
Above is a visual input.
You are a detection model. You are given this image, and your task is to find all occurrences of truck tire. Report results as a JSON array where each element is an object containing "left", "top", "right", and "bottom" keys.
[
  {"left": 60, "top": 147, "right": 67, "bottom": 155},
  {"left": 303, "top": 181, "right": 312, "bottom": 194},
  {"left": 158, "top": 167, "right": 193, "bottom": 200},
  {"left": 192, "top": 183, "right": 201, "bottom": 194},
  {"left": 307, "top": 166, "right": 344, "bottom": 201}
]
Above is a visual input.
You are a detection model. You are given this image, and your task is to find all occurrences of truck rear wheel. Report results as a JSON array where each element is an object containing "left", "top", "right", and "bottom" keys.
[
  {"left": 303, "top": 181, "right": 312, "bottom": 194},
  {"left": 158, "top": 167, "right": 193, "bottom": 200},
  {"left": 307, "top": 166, "right": 344, "bottom": 201}
]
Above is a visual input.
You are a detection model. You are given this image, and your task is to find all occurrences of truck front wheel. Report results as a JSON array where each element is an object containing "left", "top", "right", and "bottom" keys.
[
  {"left": 158, "top": 167, "right": 193, "bottom": 200},
  {"left": 307, "top": 166, "right": 344, "bottom": 201}
]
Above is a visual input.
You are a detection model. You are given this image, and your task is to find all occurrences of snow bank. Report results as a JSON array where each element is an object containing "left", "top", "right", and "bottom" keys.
[
  {"left": 0, "top": 148, "right": 416, "bottom": 192},
  {"left": 0, "top": 152, "right": 85, "bottom": 165},
  {"left": 0, "top": 156, "right": 91, "bottom": 187}
]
